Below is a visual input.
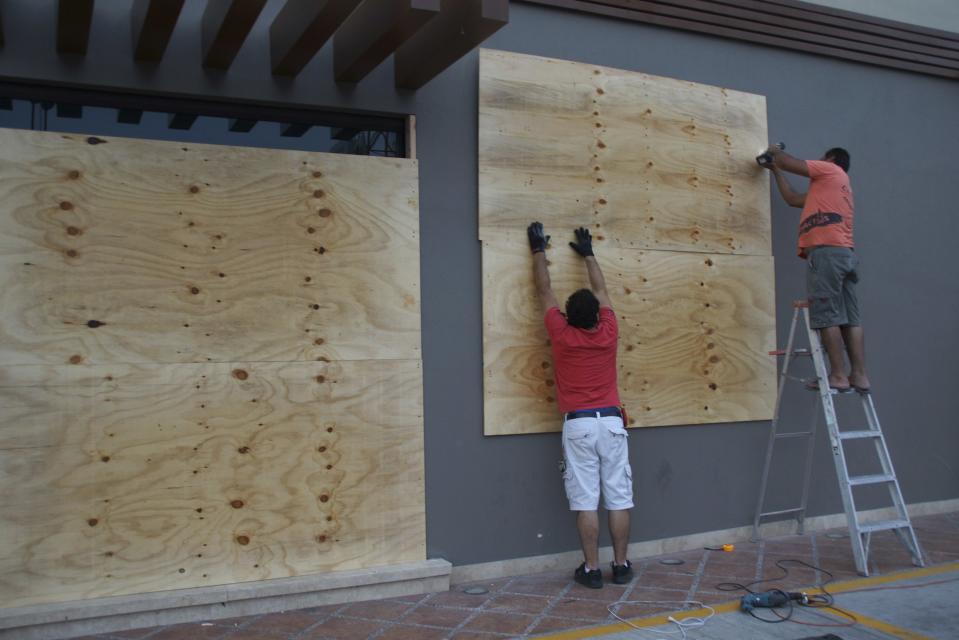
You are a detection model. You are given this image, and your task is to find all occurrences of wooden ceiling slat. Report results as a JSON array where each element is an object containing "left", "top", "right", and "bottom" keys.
[
  {"left": 57, "top": 0, "right": 95, "bottom": 55},
  {"left": 603, "top": 0, "right": 959, "bottom": 69},
  {"left": 334, "top": 0, "right": 441, "bottom": 83},
  {"left": 117, "top": 108, "right": 143, "bottom": 124},
  {"left": 394, "top": 0, "right": 508, "bottom": 90},
  {"left": 523, "top": 0, "right": 959, "bottom": 79},
  {"left": 269, "top": 0, "right": 364, "bottom": 77},
  {"left": 589, "top": 0, "right": 959, "bottom": 66},
  {"left": 132, "top": 0, "right": 186, "bottom": 63},
  {"left": 202, "top": 0, "right": 268, "bottom": 70},
  {"left": 229, "top": 118, "right": 257, "bottom": 132},
  {"left": 168, "top": 113, "right": 197, "bottom": 129}
]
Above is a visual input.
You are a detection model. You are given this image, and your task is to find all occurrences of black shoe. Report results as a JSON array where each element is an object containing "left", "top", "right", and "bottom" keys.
[
  {"left": 611, "top": 560, "right": 634, "bottom": 584},
  {"left": 574, "top": 562, "right": 603, "bottom": 589}
]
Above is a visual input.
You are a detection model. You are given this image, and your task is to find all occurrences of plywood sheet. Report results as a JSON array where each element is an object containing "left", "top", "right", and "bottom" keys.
[
  {"left": 0, "top": 360, "right": 424, "bottom": 606},
  {"left": 0, "top": 129, "right": 424, "bottom": 608},
  {"left": 479, "top": 49, "right": 771, "bottom": 256},
  {"left": 0, "top": 129, "right": 420, "bottom": 365},
  {"left": 482, "top": 238, "right": 776, "bottom": 436}
]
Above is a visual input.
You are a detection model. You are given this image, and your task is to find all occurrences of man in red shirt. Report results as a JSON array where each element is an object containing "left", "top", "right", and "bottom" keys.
[
  {"left": 527, "top": 222, "right": 634, "bottom": 589},
  {"left": 762, "top": 146, "right": 870, "bottom": 393}
]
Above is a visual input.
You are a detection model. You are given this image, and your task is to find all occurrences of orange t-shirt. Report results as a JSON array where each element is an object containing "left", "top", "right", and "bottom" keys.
[{"left": 797, "top": 160, "right": 854, "bottom": 257}]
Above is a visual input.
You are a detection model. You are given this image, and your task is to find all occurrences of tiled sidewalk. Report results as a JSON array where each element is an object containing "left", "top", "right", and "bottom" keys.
[{"left": 74, "top": 512, "right": 959, "bottom": 640}]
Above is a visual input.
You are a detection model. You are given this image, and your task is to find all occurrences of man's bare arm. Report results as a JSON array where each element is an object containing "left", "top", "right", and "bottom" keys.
[
  {"left": 771, "top": 167, "right": 807, "bottom": 208},
  {"left": 768, "top": 146, "right": 809, "bottom": 177},
  {"left": 584, "top": 256, "right": 612, "bottom": 309},
  {"left": 528, "top": 221, "right": 559, "bottom": 309},
  {"left": 532, "top": 252, "right": 559, "bottom": 309},
  {"left": 569, "top": 226, "right": 613, "bottom": 309}
]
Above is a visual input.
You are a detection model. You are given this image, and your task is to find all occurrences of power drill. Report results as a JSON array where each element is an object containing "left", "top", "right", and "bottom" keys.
[
  {"left": 740, "top": 589, "right": 807, "bottom": 611},
  {"left": 756, "top": 142, "right": 785, "bottom": 167}
]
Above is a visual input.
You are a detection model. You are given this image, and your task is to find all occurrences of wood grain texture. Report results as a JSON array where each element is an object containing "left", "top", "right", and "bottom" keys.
[
  {"left": 482, "top": 238, "right": 776, "bottom": 436},
  {"left": 0, "top": 129, "right": 420, "bottom": 366},
  {"left": 0, "top": 129, "right": 424, "bottom": 608},
  {"left": 479, "top": 49, "right": 771, "bottom": 256},
  {"left": 0, "top": 360, "right": 424, "bottom": 607}
]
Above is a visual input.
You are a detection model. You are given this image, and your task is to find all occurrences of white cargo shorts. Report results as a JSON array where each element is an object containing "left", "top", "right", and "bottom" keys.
[{"left": 562, "top": 414, "right": 634, "bottom": 511}]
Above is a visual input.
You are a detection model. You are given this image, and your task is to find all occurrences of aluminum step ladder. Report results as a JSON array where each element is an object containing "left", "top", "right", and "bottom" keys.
[{"left": 751, "top": 300, "right": 924, "bottom": 576}]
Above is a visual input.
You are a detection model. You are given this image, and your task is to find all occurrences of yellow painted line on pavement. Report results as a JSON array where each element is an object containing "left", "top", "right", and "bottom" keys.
[{"left": 533, "top": 561, "right": 959, "bottom": 640}]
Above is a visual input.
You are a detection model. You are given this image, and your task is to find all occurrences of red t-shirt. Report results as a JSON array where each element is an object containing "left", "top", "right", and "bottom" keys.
[
  {"left": 797, "top": 160, "right": 855, "bottom": 257},
  {"left": 544, "top": 306, "right": 621, "bottom": 413}
]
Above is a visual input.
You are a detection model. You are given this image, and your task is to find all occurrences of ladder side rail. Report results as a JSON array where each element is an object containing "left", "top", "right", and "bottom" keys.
[
  {"left": 752, "top": 306, "right": 803, "bottom": 539},
  {"left": 795, "top": 394, "right": 821, "bottom": 534},
  {"left": 804, "top": 308, "right": 871, "bottom": 575},
  {"left": 862, "top": 394, "right": 926, "bottom": 566}
]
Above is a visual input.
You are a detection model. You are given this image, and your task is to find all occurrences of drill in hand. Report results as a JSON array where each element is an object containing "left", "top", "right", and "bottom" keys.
[
  {"left": 756, "top": 142, "right": 785, "bottom": 167},
  {"left": 740, "top": 589, "right": 807, "bottom": 611}
]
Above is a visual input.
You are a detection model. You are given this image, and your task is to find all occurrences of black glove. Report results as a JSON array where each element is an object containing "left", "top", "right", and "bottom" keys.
[
  {"left": 527, "top": 221, "right": 550, "bottom": 254},
  {"left": 569, "top": 226, "right": 594, "bottom": 257}
]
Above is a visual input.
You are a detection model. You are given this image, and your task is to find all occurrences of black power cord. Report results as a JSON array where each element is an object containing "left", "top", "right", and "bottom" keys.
[{"left": 714, "top": 559, "right": 857, "bottom": 626}]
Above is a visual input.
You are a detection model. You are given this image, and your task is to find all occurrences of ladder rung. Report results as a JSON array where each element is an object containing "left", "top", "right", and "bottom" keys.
[
  {"left": 839, "top": 430, "right": 882, "bottom": 440},
  {"left": 859, "top": 519, "right": 911, "bottom": 533},
  {"left": 849, "top": 473, "right": 896, "bottom": 486},
  {"left": 775, "top": 431, "right": 813, "bottom": 439},
  {"left": 759, "top": 507, "right": 804, "bottom": 518},
  {"left": 769, "top": 348, "right": 812, "bottom": 356}
]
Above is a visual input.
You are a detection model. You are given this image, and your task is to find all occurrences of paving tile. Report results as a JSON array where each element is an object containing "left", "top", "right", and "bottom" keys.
[
  {"left": 221, "top": 628, "right": 287, "bottom": 640},
  {"left": 504, "top": 576, "right": 570, "bottom": 596},
  {"left": 100, "top": 628, "right": 159, "bottom": 639},
  {"left": 146, "top": 624, "right": 231, "bottom": 640},
  {"left": 376, "top": 623, "right": 451, "bottom": 640},
  {"left": 547, "top": 597, "right": 616, "bottom": 620},
  {"left": 463, "top": 611, "right": 537, "bottom": 634},
  {"left": 565, "top": 581, "right": 630, "bottom": 601},
  {"left": 485, "top": 592, "right": 552, "bottom": 615},
  {"left": 339, "top": 599, "right": 414, "bottom": 621},
  {"left": 299, "top": 616, "right": 383, "bottom": 639},
  {"left": 234, "top": 611, "right": 321, "bottom": 635},
  {"left": 449, "top": 632, "right": 514, "bottom": 639},
  {"left": 527, "top": 615, "right": 595, "bottom": 635},
  {"left": 636, "top": 571, "right": 696, "bottom": 592},
  {"left": 427, "top": 590, "right": 494, "bottom": 609},
  {"left": 611, "top": 601, "right": 673, "bottom": 619},
  {"left": 400, "top": 604, "right": 474, "bottom": 628}
]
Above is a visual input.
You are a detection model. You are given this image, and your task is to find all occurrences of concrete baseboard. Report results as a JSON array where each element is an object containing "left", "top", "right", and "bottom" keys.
[
  {"left": 0, "top": 559, "right": 452, "bottom": 640},
  {"left": 451, "top": 498, "right": 959, "bottom": 585}
]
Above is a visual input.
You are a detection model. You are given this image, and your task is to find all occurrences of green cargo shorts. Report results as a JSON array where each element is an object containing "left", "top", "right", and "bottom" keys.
[{"left": 806, "top": 246, "right": 860, "bottom": 329}]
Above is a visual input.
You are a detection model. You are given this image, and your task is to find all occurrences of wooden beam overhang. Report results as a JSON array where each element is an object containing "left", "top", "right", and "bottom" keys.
[
  {"left": 228, "top": 118, "right": 257, "bottom": 132},
  {"left": 334, "top": 0, "right": 441, "bottom": 83},
  {"left": 117, "top": 108, "right": 143, "bottom": 124},
  {"left": 280, "top": 122, "right": 311, "bottom": 137},
  {"left": 57, "top": 0, "right": 95, "bottom": 55},
  {"left": 522, "top": 0, "right": 959, "bottom": 80},
  {"left": 394, "top": 0, "right": 509, "bottom": 90},
  {"left": 132, "top": 0, "right": 186, "bottom": 63},
  {"left": 269, "top": 0, "right": 364, "bottom": 77},
  {"left": 168, "top": 112, "right": 198, "bottom": 129},
  {"left": 202, "top": 0, "right": 268, "bottom": 70}
]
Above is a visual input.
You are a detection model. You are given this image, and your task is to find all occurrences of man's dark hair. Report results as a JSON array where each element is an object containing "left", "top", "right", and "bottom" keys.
[
  {"left": 825, "top": 147, "right": 850, "bottom": 172},
  {"left": 565, "top": 289, "right": 600, "bottom": 329}
]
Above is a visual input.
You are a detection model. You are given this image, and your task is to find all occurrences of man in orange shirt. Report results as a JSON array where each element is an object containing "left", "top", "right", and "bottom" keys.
[{"left": 762, "top": 146, "right": 870, "bottom": 393}]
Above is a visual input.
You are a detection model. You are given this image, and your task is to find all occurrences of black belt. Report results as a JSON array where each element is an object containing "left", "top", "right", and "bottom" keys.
[{"left": 565, "top": 406, "right": 621, "bottom": 421}]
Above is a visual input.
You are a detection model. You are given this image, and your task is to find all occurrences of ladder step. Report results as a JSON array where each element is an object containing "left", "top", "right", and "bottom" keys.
[
  {"left": 759, "top": 507, "right": 804, "bottom": 518},
  {"left": 849, "top": 473, "right": 896, "bottom": 486},
  {"left": 769, "top": 348, "right": 812, "bottom": 356},
  {"left": 839, "top": 430, "right": 882, "bottom": 440},
  {"left": 775, "top": 431, "right": 813, "bottom": 439},
  {"left": 859, "top": 519, "right": 911, "bottom": 533}
]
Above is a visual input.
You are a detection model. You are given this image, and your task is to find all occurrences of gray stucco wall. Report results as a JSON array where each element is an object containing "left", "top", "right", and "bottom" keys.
[{"left": 1, "top": 1, "right": 957, "bottom": 568}]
